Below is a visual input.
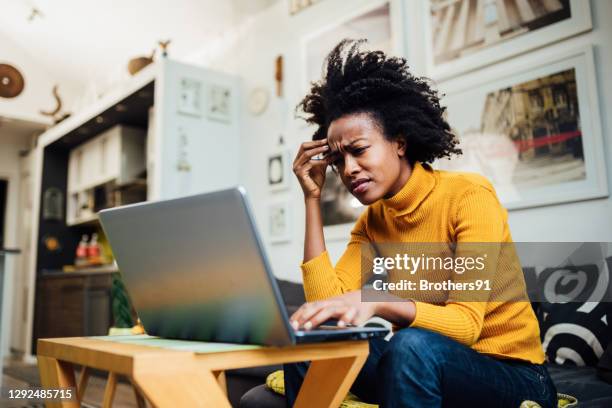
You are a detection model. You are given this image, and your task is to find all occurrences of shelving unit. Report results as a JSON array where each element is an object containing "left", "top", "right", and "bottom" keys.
[
  {"left": 66, "top": 125, "right": 146, "bottom": 226},
  {"left": 23, "top": 58, "right": 242, "bottom": 357}
]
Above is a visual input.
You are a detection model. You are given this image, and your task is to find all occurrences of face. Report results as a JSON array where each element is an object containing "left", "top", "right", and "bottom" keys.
[{"left": 326, "top": 112, "right": 411, "bottom": 205}]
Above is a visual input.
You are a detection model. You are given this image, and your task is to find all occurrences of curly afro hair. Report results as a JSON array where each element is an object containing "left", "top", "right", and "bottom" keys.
[{"left": 297, "top": 39, "right": 461, "bottom": 164}]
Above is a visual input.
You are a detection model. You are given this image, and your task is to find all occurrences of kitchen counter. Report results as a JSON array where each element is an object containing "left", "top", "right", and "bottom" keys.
[{"left": 41, "top": 265, "right": 119, "bottom": 277}]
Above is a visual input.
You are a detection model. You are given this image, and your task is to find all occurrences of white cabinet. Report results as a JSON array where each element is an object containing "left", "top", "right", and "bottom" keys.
[
  {"left": 68, "top": 125, "right": 145, "bottom": 193},
  {"left": 67, "top": 125, "right": 146, "bottom": 225}
]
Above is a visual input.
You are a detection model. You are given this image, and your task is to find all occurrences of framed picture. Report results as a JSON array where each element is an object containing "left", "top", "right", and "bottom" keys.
[
  {"left": 301, "top": 0, "right": 401, "bottom": 88},
  {"left": 177, "top": 77, "right": 202, "bottom": 117},
  {"left": 206, "top": 84, "right": 232, "bottom": 123},
  {"left": 436, "top": 45, "right": 608, "bottom": 210},
  {"left": 268, "top": 201, "right": 292, "bottom": 244},
  {"left": 422, "top": 0, "right": 592, "bottom": 80},
  {"left": 268, "top": 150, "right": 292, "bottom": 192},
  {"left": 321, "top": 168, "right": 365, "bottom": 226}
]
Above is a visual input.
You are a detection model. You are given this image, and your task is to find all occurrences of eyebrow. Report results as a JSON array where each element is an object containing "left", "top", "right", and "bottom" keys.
[{"left": 329, "top": 137, "right": 368, "bottom": 152}]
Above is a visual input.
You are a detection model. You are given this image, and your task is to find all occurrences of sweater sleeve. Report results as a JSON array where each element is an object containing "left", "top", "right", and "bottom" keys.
[
  {"left": 409, "top": 185, "right": 505, "bottom": 345},
  {"left": 301, "top": 212, "right": 371, "bottom": 302}
]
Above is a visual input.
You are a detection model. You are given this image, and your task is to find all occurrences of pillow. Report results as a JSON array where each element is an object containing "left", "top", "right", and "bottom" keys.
[
  {"left": 541, "top": 301, "right": 611, "bottom": 366},
  {"left": 528, "top": 256, "right": 612, "bottom": 366}
]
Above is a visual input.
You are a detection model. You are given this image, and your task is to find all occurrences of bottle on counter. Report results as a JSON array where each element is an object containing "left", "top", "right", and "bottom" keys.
[
  {"left": 87, "top": 233, "right": 102, "bottom": 265},
  {"left": 75, "top": 234, "right": 89, "bottom": 267}
]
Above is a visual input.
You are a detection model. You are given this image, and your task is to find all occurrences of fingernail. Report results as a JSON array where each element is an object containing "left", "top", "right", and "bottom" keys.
[
  {"left": 304, "top": 321, "right": 312, "bottom": 330},
  {"left": 338, "top": 320, "right": 346, "bottom": 328},
  {"left": 323, "top": 145, "right": 329, "bottom": 149},
  {"left": 291, "top": 320, "right": 298, "bottom": 330}
]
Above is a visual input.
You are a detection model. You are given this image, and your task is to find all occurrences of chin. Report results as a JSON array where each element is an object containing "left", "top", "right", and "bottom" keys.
[{"left": 352, "top": 190, "right": 383, "bottom": 206}]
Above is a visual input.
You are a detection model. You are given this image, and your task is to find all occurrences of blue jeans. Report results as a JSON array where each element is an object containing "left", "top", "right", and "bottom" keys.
[{"left": 284, "top": 328, "right": 557, "bottom": 407}]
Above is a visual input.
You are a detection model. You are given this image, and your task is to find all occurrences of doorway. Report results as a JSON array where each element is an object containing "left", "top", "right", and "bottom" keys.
[{"left": 0, "top": 178, "right": 7, "bottom": 248}]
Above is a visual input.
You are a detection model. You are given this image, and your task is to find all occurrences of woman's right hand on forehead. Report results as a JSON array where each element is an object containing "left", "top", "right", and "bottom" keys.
[{"left": 293, "top": 139, "right": 331, "bottom": 200}]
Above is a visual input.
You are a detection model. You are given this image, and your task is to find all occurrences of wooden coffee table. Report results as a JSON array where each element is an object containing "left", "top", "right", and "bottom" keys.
[{"left": 36, "top": 335, "right": 369, "bottom": 408}]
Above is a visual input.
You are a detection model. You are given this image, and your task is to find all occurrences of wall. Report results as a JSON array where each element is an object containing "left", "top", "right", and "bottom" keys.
[
  {"left": 187, "top": 0, "right": 406, "bottom": 282},
  {"left": 190, "top": 0, "right": 612, "bottom": 282},
  {"left": 0, "top": 33, "right": 80, "bottom": 124}
]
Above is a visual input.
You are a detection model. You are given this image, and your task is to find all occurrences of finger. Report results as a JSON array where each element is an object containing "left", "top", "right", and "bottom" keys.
[
  {"left": 294, "top": 139, "right": 328, "bottom": 163},
  {"left": 290, "top": 301, "right": 321, "bottom": 329},
  {"left": 304, "top": 305, "right": 349, "bottom": 330},
  {"left": 290, "top": 303, "right": 312, "bottom": 328},
  {"left": 302, "top": 139, "right": 328, "bottom": 150},
  {"left": 295, "top": 301, "right": 333, "bottom": 328},
  {"left": 310, "top": 155, "right": 332, "bottom": 167},
  {"left": 293, "top": 145, "right": 330, "bottom": 169},
  {"left": 337, "top": 308, "right": 358, "bottom": 328}
]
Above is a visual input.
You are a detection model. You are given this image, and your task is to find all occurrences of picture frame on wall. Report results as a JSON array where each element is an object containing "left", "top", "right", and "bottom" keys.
[
  {"left": 268, "top": 201, "right": 292, "bottom": 244},
  {"left": 301, "top": 0, "right": 404, "bottom": 89},
  {"left": 436, "top": 45, "right": 608, "bottom": 210},
  {"left": 320, "top": 168, "right": 365, "bottom": 227},
  {"left": 318, "top": 167, "right": 366, "bottom": 241},
  {"left": 423, "top": 0, "right": 592, "bottom": 80},
  {"left": 267, "top": 150, "right": 292, "bottom": 192}
]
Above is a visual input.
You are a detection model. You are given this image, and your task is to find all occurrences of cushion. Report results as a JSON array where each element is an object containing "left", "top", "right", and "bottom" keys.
[
  {"left": 525, "top": 253, "right": 612, "bottom": 367},
  {"left": 266, "top": 370, "right": 376, "bottom": 408}
]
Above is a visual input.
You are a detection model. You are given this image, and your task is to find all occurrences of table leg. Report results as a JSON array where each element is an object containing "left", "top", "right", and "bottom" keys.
[
  {"left": 77, "top": 366, "right": 90, "bottom": 402},
  {"left": 130, "top": 378, "right": 147, "bottom": 408},
  {"left": 102, "top": 372, "right": 117, "bottom": 408},
  {"left": 294, "top": 355, "right": 367, "bottom": 408},
  {"left": 37, "top": 355, "right": 80, "bottom": 408},
  {"left": 212, "top": 370, "right": 227, "bottom": 395},
  {"left": 133, "top": 369, "right": 231, "bottom": 408}
]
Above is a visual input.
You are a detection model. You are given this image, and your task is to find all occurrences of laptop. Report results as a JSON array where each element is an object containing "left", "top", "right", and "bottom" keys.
[{"left": 98, "top": 187, "right": 388, "bottom": 346}]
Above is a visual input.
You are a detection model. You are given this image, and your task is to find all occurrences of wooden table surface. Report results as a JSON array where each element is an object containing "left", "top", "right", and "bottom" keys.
[{"left": 37, "top": 336, "right": 369, "bottom": 408}]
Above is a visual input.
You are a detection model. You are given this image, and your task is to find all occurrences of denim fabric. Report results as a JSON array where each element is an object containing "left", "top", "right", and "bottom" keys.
[{"left": 284, "top": 328, "right": 557, "bottom": 408}]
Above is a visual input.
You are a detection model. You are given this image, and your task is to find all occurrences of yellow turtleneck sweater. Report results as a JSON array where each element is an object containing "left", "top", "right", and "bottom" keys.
[{"left": 301, "top": 162, "right": 545, "bottom": 364}]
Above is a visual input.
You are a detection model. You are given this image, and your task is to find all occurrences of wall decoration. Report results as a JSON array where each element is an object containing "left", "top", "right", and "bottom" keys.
[
  {"left": 127, "top": 49, "right": 155, "bottom": 76},
  {"left": 177, "top": 77, "right": 202, "bottom": 117},
  {"left": 39, "top": 85, "right": 71, "bottom": 124},
  {"left": 0, "top": 63, "right": 25, "bottom": 98},
  {"left": 248, "top": 87, "right": 269, "bottom": 116},
  {"left": 42, "top": 235, "right": 61, "bottom": 253},
  {"left": 158, "top": 39, "right": 172, "bottom": 57},
  {"left": 289, "top": 0, "right": 325, "bottom": 15},
  {"left": 303, "top": 2, "right": 393, "bottom": 86},
  {"left": 42, "top": 187, "right": 63, "bottom": 221},
  {"left": 437, "top": 46, "right": 607, "bottom": 210},
  {"left": 424, "top": 0, "right": 592, "bottom": 79},
  {"left": 321, "top": 168, "right": 364, "bottom": 226},
  {"left": 275, "top": 55, "right": 284, "bottom": 97},
  {"left": 206, "top": 84, "right": 232, "bottom": 123},
  {"left": 269, "top": 201, "right": 292, "bottom": 244},
  {"left": 267, "top": 150, "right": 292, "bottom": 192}
]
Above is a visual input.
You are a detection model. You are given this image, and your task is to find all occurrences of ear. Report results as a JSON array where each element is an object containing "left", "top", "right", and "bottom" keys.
[{"left": 394, "top": 137, "right": 407, "bottom": 157}]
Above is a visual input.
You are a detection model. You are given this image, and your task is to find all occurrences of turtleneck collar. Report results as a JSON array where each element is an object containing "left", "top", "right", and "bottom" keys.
[{"left": 381, "top": 162, "right": 436, "bottom": 216}]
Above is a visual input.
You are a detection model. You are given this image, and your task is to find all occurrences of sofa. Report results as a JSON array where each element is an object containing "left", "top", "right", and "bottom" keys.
[{"left": 226, "top": 279, "right": 612, "bottom": 408}]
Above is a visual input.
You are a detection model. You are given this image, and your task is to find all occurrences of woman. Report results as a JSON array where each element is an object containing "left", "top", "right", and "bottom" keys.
[{"left": 286, "top": 40, "right": 557, "bottom": 407}]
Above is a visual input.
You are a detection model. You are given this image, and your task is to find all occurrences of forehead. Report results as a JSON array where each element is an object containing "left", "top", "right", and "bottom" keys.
[{"left": 327, "top": 113, "right": 382, "bottom": 145}]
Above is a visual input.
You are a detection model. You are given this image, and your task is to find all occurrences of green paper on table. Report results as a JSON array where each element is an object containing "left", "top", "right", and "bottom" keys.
[{"left": 92, "top": 335, "right": 263, "bottom": 353}]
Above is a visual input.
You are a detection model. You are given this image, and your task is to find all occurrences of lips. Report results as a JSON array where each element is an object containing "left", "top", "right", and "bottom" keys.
[{"left": 350, "top": 178, "right": 371, "bottom": 194}]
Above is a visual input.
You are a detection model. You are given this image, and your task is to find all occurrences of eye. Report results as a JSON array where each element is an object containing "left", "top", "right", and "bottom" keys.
[{"left": 353, "top": 146, "right": 368, "bottom": 155}]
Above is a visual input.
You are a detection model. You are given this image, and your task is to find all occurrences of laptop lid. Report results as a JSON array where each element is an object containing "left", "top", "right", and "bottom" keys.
[{"left": 99, "top": 187, "right": 296, "bottom": 346}]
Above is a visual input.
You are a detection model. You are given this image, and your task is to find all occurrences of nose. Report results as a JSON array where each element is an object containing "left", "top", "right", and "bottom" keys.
[{"left": 343, "top": 154, "right": 361, "bottom": 178}]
